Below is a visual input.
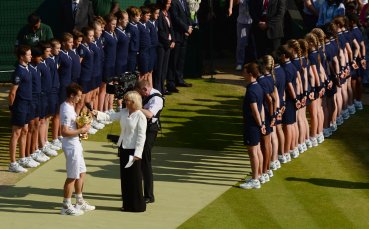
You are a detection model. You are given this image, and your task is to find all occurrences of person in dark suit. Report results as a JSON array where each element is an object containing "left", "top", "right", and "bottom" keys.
[
  {"left": 156, "top": 0, "right": 175, "bottom": 94},
  {"left": 60, "top": 0, "right": 95, "bottom": 33},
  {"left": 167, "top": 0, "right": 193, "bottom": 93},
  {"left": 249, "top": 0, "right": 286, "bottom": 58}
]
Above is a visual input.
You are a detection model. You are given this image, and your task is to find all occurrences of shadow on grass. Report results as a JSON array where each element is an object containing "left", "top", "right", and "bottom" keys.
[
  {"left": 0, "top": 186, "right": 121, "bottom": 214},
  {"left": 286, "top": 177, "right": 369, "bottom": 189}
]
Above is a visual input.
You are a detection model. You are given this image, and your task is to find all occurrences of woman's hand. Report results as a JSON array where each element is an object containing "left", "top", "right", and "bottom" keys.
[{"left": 133, "top": 156, "right": 141, "bottom": 161}]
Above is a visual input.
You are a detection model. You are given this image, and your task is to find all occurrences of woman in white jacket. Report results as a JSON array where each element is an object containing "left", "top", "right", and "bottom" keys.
[{"left": 96, "top": 90, "right": 147, "bottom": 212}]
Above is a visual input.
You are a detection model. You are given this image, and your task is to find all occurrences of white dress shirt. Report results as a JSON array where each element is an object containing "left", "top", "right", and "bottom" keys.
[{"left": 97, "top": 109, "right": 147, "bottom": 158}]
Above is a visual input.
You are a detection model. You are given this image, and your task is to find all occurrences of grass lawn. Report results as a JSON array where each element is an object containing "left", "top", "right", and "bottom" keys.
[{"left": 1, "top": 76, "right": 369, "bottom": 227}]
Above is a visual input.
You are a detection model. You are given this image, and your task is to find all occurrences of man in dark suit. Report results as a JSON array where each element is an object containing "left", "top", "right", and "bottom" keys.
[
  {"left": 167, "top": 0, "right": 193, "bottom": 93},
  {"left": 249, "top": 0, "right": 286, "bottom": 58},
  {"left": 60, "top": 0, "right": 95, "bottom": 33}
]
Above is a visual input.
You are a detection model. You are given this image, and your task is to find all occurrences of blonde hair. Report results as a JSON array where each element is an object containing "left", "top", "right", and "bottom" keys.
[
  {"left": 124, "top": 91, "right": 142, "bottom": 110},
  {"left": 298, "top": 39, "right": 309, "bottom": 58},
  {"left": 305, "top": 33, "right": 319, "bottom": 51},
  {"left": 261, "top": 55, "right": 275, "bottom": 81}
]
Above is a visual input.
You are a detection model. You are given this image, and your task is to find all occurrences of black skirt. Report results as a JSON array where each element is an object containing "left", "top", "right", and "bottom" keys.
[{"left": 119, "top": 148, "right": 146, "bottom": 212}]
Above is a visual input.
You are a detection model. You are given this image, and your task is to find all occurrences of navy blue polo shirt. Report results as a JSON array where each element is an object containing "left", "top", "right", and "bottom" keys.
[
  {"left": 115, "top": 27, "right": 130, "bottom": 73},
  {"left": 274, "top": 64, "right": 286, "bottom": 106},
  {"left": 282, "top": 61, "right": 298, "bottom": 100},
  {"left": 77, "top": 43, "right": 94, "bottom": 82},
  {"left": 29, "top": 63, "right": 41, "bottom": 94},
  {"left": 12, "top": 64, "right": 32, "bottom": 101},
  {"left": 138, "top": 21, "right": 151, "bottom": 51},
  {"left": 69, "top": 49, "right": 81, "bottom": 83},
  {"left": 46, "top": 55, "right": 60, "bottom": 93},
  {"left": 102, "top": 31, "right": 118, "bottom": 68},
  {"left": 126, "top": 22, "right": 140, "bottom": 53},
  {"left": 148, "top": 20, "right": 159, "bottom": 48},
  {"left": 37, "top": 60, "right": 52, "bottom": 94},
  {"left": 243, "top": 81, "right": 263, "bottom": 127},
  {"left": 58, "top": 50, "right": 73, "bottom": 87}
]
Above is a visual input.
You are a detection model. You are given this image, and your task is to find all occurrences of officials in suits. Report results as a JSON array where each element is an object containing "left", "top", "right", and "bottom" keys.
[
  {"left": 249, "top": 0, "right": 286, "bottom": 58},
  {"left": 167, "top": 0, "right": 193, "bottom": 93},
  {"left": 60, "top": 0, "right": 95, "bottom": 33}
]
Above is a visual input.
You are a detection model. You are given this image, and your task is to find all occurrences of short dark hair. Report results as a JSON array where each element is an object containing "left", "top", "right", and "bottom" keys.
[
  {"left": 16, "top": 45, "right": 31, "bottom": 59},
  {"left": 66, "top": 83, "right": 82, "bottom": 98},
  {"left": 27, "top": 13, "right": 41, "bottom": 26},
  {"left": 31, "top": 47, "right": 43, "bottom": 57}
]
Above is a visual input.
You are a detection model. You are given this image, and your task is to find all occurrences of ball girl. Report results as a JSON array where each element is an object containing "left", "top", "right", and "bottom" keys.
[{"left": 240, "top": 62, "right": 266, "bottom": 189}]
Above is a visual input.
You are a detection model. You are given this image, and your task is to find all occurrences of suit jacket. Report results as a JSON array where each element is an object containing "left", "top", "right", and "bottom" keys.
[
  {"left": 157, "top": 11, "right": 175, "bottom": 49},
  {"left": 249, "top": 0, "right": 286, "bottom": 39},
  {"left": 60, "top": 0, "right": 95, "bottom": 33},
  {"left": 169, "top": 0, "right": 192, "bottom": 43}
]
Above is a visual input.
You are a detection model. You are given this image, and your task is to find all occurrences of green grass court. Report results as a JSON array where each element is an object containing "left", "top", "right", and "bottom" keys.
[{"left": 0, "top": 75, "right": 369, "bottom": 228}]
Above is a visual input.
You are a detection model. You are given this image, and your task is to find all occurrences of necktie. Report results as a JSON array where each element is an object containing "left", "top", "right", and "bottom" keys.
[
  {"left": 180, "top": 0, "right": 186, "bottom": 12},
  {"left": 72, "top": 1, "right": 78, "bottom": 20},
  {"left": 263, "top": 0, "right": 269, "bottom": 13}
]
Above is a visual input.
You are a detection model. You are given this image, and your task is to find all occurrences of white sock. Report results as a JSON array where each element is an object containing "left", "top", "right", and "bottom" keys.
[
  {"left": 63, "top": 198, "right": 72, "bottom": 207},
  {"left": 76, "top": 193, "right": 83, "bottom": 204}
]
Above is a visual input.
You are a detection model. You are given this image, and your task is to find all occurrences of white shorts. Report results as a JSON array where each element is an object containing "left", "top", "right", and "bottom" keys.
[{"left": 63, "top": 143, "right": 86, "bottom": 179}]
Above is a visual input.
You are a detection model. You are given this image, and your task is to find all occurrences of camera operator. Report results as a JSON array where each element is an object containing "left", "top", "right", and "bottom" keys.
[{"left": 136, "top": 80, "right": 164, "bottom": 204}]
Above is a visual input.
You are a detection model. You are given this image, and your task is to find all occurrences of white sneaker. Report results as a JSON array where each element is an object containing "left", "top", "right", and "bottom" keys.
[
  {"left": 343, "top": 109, "right": 350, "bottom": 120},
  {"left": 305, "top": 139, "right": 313, "bottom": 148},
  {"left": 278, "top": 155, "right": 287, "bottom": 164},
  {"left": 302, "top": 143, "right": 307, "bottom": 152},
  {"left": 259, "top": 175, "right": 266, "bottom": 184},
  {"left": 330, "top": 122, "right": 337, "bottom": 132},
  {"left": 61, "top": 204, "right": 84, "bottom": 216},
  {"left": 298, "top": 144, "right": 304, "bottom": 154},
  {"left": 46, "top": 141, "right": 60, "bottom": 151},
  {"left": 285, "top": 153, "right": 292, "bottom": 162},
  {"left": 8, "top": 162, "right": 28, "bottom": 173},
  {"left": 267, "top": 170, "right": 273, "bottom": 178},
  {"left": 28, "top": 156, "right": 40, "bottom": 166},
  {"left": 75, "top": 200, "right": 95, "bottom": 211},
  {"left": 43, "top": 146, "right": 58, "bottom": 157},
  {"left": 262, "top": 173, "right": 270, "bottom": 182},
  {"left": 235, "top": 64, "right": 243, "bottom": 71},
  {"left": 275, "top": 160, "right": 281, "bottom": 169},
  {"left": 92, "top": 120, "right": 105, "bottom": 130},
  {"left": 37, "top": 149, "right": 50, "bottom": 161},
  {"left": 317, "top": 134, "right": 324, "bottom": 144},
  {"left": 337, "top": 115, "right": 343, "bottom": 126},
  {"left": 51, "top": 139, "right": 62, "bottom": 149},
  {"left": 310, "top": 137, "right": 318, "bottom": 147},
  {"left": 348, "top": 104, "right": 356, "bottom": 115},
  {"left": 19, "top": 157, "right": 39, "bottom": 168},
  {"left": 240, "top": 178, "right": 261, "bottom": 189},
  {"left": 354, "top": 101, "right": 363, "bottom": 110},
  {"left": 270, "top": 161, "right": 278, "bottom": 170},
  {"left": 291, "top": 149, "right": 299, "bottom": 159},
  {"left": 31, "top": 152, "right": 45, "bottom": 163},
  {"left": 323, "top": 128, "right": 332, "bottom": 138}
]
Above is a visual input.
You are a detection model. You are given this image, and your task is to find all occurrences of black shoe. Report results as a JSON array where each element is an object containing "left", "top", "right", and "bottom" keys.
[
  {"left": 145, "top": 198, "right": 155, "bottom": 203},
  {"left": 177, "top": 82, "right": 192, "bottom": 87},
  {"left": 167, "top": 87, "right": 179, "bottom": 93},
  {"left": 163, "top": 90, "right": 172, "bottom": 95}
]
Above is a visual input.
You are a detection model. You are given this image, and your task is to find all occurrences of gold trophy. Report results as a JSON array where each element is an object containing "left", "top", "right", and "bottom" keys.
[{"left": 76, "top": 106, "right": 92, "bottom": 140}]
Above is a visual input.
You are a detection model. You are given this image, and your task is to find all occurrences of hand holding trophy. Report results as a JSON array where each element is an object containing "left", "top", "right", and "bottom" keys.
[{"left": 76, "top": 106, "right": 92, "bottom": 140}]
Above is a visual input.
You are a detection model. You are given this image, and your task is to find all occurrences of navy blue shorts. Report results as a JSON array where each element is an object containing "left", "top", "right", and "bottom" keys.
[
  {"left": 115, "top": 63, "right": 127, "bottom": 75},
  {"left": 282, "top": 99, "right": 296, "bottom": 125},
  {"left": 59, "top": 86, "right": 67, "bottom": 105},
  {"left": 39, "top": 94, "right": 48, "bottom": 119},
  {"left": 148, "top": 47, "right": 157, "bottom": 72},
  {"left": 127, "top": 52, "right": 137, "bottom": 73},
  {"left": 79, "top": 80, "right": 91, "bottom": 94},
  {"left": 326, "top": 84, "right": 337, "bottom": 97},
  {"left": 103, "top": 66, "right": 115, "bottom": 83},
  {"left": 90, "top": 77, "right": 98, "bottom": 90},
  {"left": 11, "top": 99, "right": 32, "bottom": 126},
  {"left": 138, "top": 49, "right": 150, "bottom": 74},
  {"left": 265, "top": 114, "right": 273, "bottom": 135},
  {"left": 30, "top": 94, "right": 41, "bottom": 119},
  {"left": 48, "top": 93, "right": 59, "bottom": 116},
  {"left": 243, "top": 125, "right": 261, "bottom": 146}
]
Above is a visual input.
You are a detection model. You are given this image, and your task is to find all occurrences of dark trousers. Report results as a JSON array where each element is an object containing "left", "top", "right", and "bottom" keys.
[
  {"left": 119, "top": 148, "right": 146, "bottom": 212},
  {"left": 154, "top": 46, "right": 171, "bottom": 93},
  {"left": 141, "top": 130, "right": 158, "bottom": 201},
  {"left": 252, "top": 28, "right": 281, "bottom": 59},
  {"left": 167, "top": 39, "right": 187, "bottom": 89}
]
